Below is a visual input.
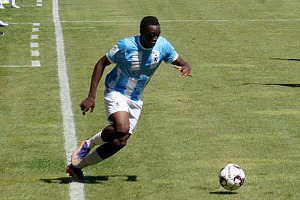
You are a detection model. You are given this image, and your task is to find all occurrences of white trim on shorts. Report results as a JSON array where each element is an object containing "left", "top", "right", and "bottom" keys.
[{"left": 104, "top": 91, "right": 143, "bottom": 134}]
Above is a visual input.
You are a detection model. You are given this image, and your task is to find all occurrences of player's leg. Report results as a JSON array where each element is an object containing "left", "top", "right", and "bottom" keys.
[
  {"left": 67, "top": 109, "right": 129, "bottom": 181},
  {"left": 76, "top": 100, "right": 143, "bottom": 168},
  {"left": 0, "top": 0, "right": 4, "bottom": 9},
  {"left": 71, "top": 110, "right": 129, "bottom": 164},
  {"left": 75, "top": 133, "right": 131, "bottom": 169},
  {"left": 71, "top": 111, "right": 130, "bottom": 168},
  {"left": 11, "top": 0, "right": 20, "bottom": 8},
  {"left": 66, "top": 92, "right": 142, "bottom": 180},
  {"left": 83, "top": 109, "right": 131, "bottom": 145},
  {"left": 66, "top": 111, "right": 130, "bottom": 180},
  {"left": 102, "top": 110, "right": 130, "bottom": 141}
]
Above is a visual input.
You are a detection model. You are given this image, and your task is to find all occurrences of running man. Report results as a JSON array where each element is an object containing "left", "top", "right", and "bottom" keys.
[{"left": 66, "top": 16, "right": 192, "bottom": 181}]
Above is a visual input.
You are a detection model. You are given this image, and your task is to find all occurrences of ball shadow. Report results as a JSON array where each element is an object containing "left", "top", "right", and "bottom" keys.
[{"left": 209, "top": 191, "right": 238, "bottom": 195}]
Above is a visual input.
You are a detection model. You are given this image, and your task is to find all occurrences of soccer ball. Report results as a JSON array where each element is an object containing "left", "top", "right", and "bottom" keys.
[{"left": 219, "top": 164, "right": 245, "bottom": 190}]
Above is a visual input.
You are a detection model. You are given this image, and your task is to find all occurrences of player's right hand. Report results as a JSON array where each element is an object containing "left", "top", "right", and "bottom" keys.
[{"left": 79, "top": 96, "right": 95, "bottom": 115}]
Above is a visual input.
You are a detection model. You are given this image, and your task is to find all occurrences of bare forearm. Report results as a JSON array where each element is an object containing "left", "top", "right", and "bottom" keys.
[
  {"left": 172, "top": 56, "right": 190, "bottom": 68},
  {"left": 88, "top": 56, "right": 110, "bottom": 99}
]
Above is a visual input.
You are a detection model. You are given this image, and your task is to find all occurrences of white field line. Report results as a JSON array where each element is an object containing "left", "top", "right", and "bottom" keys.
[
  {"left": 9, "top": 18, "right": 300, "bottom": 25},
  {"left": 52, "top": 0, "right": 85, "bottom": 200},
  {"left": 1, "top": 23, "right": 40, "bottom": 68},
  {"left": 60, "top": 18, "right": 300, "bottom": 23},
  {"left": 8, "top": 22, "right": 39, "bottom": 25},
  {"left": 0, "top": 65, "right": 33, "bottom": 68}
]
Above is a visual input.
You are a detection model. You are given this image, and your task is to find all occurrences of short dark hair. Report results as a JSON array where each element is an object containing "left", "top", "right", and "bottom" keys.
[{"left": 140, "top": 16, "right": 160, "bottom": 32}]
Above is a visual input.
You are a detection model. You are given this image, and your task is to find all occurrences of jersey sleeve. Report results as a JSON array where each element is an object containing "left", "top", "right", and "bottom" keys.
[
  {"left": 106, "top": 39, "right": 127, "bottom": 64},
  {"left": 163, "top": 39, "right": 179, "bottom": 63}
]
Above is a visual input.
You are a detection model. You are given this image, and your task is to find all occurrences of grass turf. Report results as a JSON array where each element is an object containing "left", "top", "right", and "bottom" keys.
[{"left": 1, "top": 0, "right": 300, "bottom": 199}]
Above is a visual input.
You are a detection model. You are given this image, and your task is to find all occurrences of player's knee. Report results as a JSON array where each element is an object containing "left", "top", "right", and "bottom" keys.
[
  {"left": 114, "top": 123, "right": 129, "bottom": 138},
  {"left": 112, "top": 137, "right": 128, "bottom": 147},
  {"left": 112, "top": 132, "right": 130, "bottom": 147}
]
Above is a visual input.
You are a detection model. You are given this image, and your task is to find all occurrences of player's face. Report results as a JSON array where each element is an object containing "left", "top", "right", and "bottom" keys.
[{"left": 140, "top": 25, "right": 161, "bottom": 48}]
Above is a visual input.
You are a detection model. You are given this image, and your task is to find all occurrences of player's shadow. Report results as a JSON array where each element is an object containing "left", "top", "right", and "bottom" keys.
[
  {"left": 209, "top": 191, "right": 238, "bottom": 195},
  {"left": 270, "top": 57, "right": 300, "bottom": 62},
  {"left": 40, "top": 175, "right": 137, "bottom": 184},
  {"left": 249, "top": 57, "right": 300, "bottom": 88},
  {"left": 242, "top": 83, "right": 300, "bottom": 88}
]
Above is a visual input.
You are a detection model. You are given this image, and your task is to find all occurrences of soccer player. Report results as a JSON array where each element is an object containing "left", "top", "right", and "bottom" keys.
[{"left": 66, "top": 16, "right": 192, "bottom": 181}]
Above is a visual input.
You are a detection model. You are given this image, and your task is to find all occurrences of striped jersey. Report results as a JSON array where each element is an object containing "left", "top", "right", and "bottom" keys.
[{"left": 105, "top": 35, "right": 178, "bottom": 101}]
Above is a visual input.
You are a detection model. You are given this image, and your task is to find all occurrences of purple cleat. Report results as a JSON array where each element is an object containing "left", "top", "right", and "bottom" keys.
[
  {"left": 71, "top": 140, "right": 90, "bottom": 167},
  {"left": 66, "top": 163, "right": 85, "bottom": 182}
]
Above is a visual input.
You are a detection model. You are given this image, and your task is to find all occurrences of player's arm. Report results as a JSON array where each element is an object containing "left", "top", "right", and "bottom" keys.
[
  {"left": 172, "top": 56, "right": 192, "bottom": 77},
  {"left": 80, "top": 55, "right": 111, "bottom": 115}
]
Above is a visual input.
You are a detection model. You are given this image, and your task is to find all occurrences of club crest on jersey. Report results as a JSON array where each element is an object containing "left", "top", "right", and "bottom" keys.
[{"left": 151, "top": 50, "right": 160, "bottom": 68}]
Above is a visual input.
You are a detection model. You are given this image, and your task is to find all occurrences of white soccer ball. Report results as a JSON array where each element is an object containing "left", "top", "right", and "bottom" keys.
[{"left": 219, "top": 164, "right": 245, "bottom": 190}]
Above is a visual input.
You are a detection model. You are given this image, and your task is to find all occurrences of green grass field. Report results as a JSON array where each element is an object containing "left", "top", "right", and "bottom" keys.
[{"left": 1, "top": 0, "right": 300, "bottom": 199}]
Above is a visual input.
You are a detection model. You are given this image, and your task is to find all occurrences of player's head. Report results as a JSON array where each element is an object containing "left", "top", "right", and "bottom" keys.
[{"left": 140, "top": 16, "right": 161, "bottom": 48}]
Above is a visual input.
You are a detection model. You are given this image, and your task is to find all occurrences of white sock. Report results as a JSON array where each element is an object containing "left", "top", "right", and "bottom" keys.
[
  {"left": 77, "top": 150, "right": 103, "bottom": 169},
  {"left": 88, "top": 131, "right": 106, "bottom": 148}
]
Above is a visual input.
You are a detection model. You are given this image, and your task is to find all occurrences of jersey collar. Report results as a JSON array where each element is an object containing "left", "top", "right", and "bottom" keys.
[{"left": 138, "top": 36, "right": 153, "bottom": 51}]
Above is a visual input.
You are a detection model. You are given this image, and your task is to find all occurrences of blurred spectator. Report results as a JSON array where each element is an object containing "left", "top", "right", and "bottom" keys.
[
  {"left": 0, "top": 20, "right": 9, "bottom": 26},
  {"left": 0, "top": 20, "right": 7, "bottom": 36},
  {"left": 0, "top": 0, "right": 20, "bottom": 9}
]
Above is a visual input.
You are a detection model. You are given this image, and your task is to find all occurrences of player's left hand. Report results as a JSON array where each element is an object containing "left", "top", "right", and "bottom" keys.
[{"left": 174, "top": 65, "right": 193, "bottom": 77}]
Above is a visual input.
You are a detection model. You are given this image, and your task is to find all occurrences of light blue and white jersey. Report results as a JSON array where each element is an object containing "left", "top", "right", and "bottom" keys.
[{"left": 105, "top": 35, "right": 178, "bottom": 101}]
